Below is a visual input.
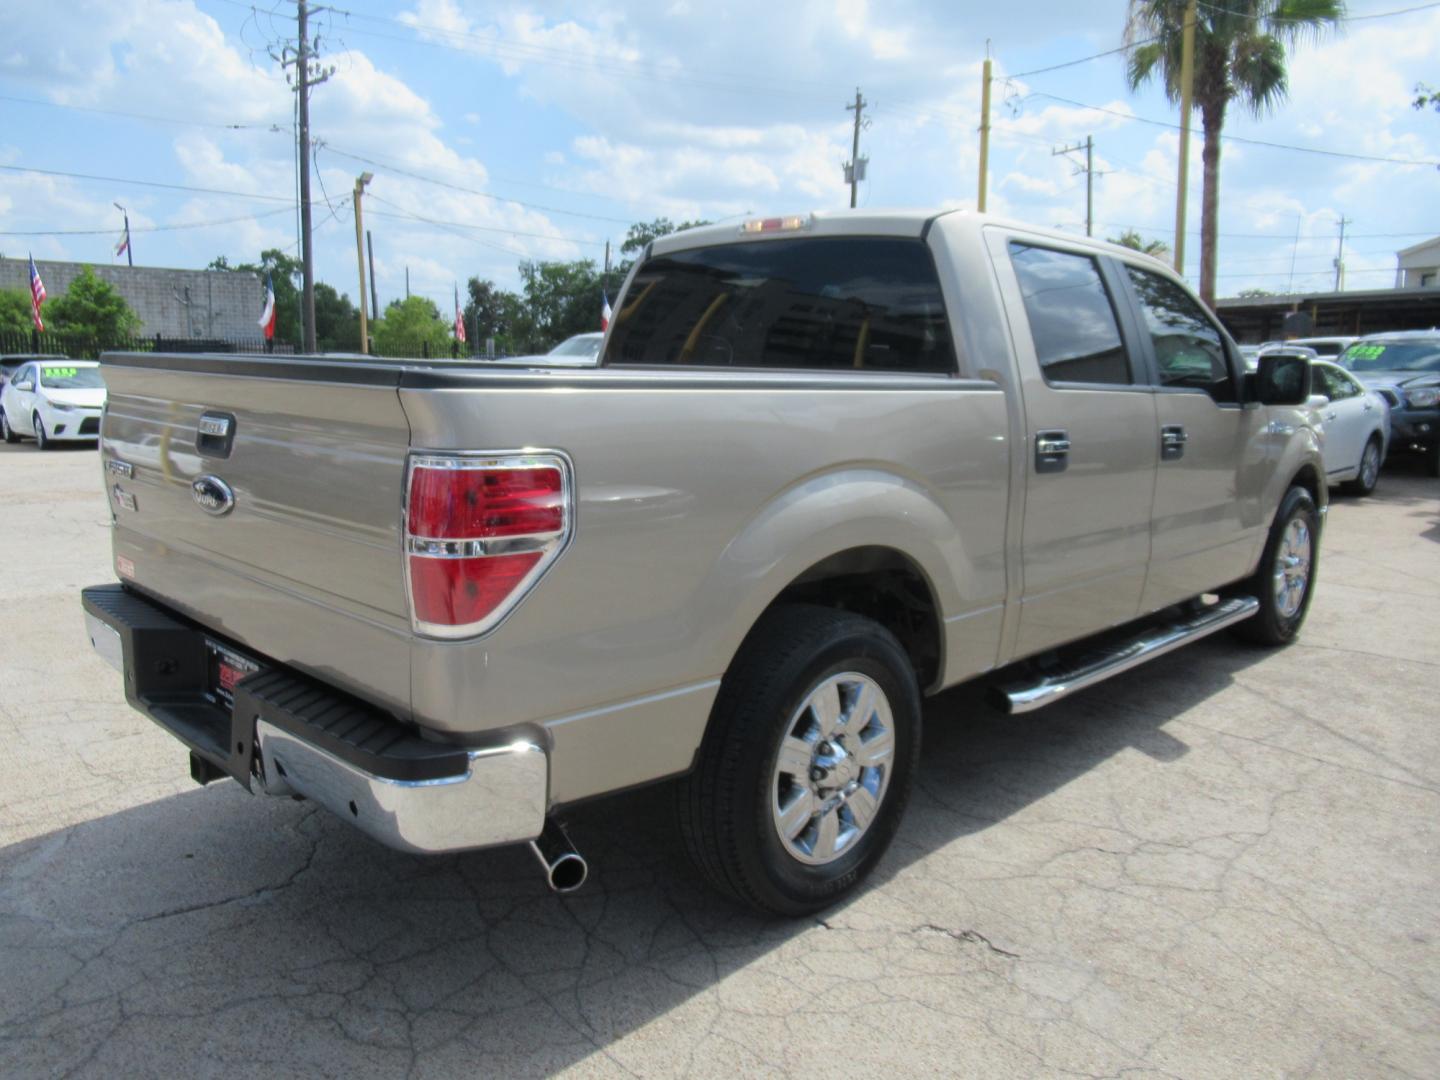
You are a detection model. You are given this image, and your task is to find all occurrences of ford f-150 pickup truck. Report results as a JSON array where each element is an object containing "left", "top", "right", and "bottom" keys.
[{"left": 81, "top": 210, "right": 1325, "bottom": 915}]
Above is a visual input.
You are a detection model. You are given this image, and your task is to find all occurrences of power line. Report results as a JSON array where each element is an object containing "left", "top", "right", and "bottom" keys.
[
  {"left": 1197, "top": 0, "right": 1440, "bottom": 23},
  {"left": 363, "top": 192, "right": 605, "bottom": 248},
  {"left": 0, "top": 93, "right": 284, "bottom": 132},
  {"left": 0, "top": 163, "right": 298, "bottom": 203},
  {"left": 319, "top": 145, "right": 632, "bottom": 224},
  {"left": 1024, "top": 92, "right": 1440, "bottom": 166},
  {"left": 0, "top": 206, "right": 295, "bottom": 237}
]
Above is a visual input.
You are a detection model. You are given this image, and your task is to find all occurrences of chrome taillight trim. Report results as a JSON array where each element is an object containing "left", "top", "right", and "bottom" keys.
[{"left": 402, "top": 450, "right": 575, "bottom": 641}]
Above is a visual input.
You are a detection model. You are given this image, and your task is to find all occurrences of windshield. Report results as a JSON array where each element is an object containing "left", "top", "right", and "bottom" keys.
[
  {"left": 39, "top": 365, "right": 105, "bottom": 390},
  {"left": 1341, "top": 341, "right": 1440, "bottom": 373},
  {"left": 548, "top": 335, "right": 601, "bottom": 358}
]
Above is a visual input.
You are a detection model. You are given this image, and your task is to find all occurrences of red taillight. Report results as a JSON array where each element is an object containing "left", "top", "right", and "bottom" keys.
[
  {"left": 408, "top": 465, "right": 563, "bottom": 539},
  {"left": 404, "top": 454, "right": 572, "bottom": 639}
]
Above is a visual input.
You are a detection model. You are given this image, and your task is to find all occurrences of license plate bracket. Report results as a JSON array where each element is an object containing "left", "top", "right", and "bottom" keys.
[{"left": 207, "top": 639, "right": 261, "bottom": 709}]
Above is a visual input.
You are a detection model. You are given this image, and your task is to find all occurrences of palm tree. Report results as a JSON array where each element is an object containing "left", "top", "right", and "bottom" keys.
[
  {"left": 1125, "top": 0, "right": 1344, "bottom": 306},
  {"left": 1109, "top": 229, "right": 1171, "bottom": 258}
]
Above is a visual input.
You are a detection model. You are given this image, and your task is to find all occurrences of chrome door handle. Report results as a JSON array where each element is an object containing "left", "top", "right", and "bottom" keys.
[
  {"left": 1363, "top": 401, "right": 1374, "bottom": 411},
  {"left": 1035, "top": 430, "right": 1070, "bottom": 474},
  {"left": 1324, "top": 411, "right": 1337, "bottom": 421},
  {"left": 1160, "top": 425, "right": 1187, "bottom": 461}
]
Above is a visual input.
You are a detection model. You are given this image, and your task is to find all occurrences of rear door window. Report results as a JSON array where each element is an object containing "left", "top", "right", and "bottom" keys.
[
  {"left": 1009, "top": 243, "right": 1133, "bottom": 386},
  {"left": 603, "top": 236, "right": 956, "bottom": 373}
]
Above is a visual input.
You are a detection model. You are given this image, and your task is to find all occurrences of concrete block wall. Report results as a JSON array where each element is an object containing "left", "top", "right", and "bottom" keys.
[{"left": 0, "top": 257, "right": 266, "bottom": 339}]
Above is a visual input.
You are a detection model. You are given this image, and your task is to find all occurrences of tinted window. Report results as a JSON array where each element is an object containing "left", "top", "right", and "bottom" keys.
[
  {"left": 1125, "top": 266, "right": 1236, "bottom": 402},
  {"left": 1315, "top": 364, "right": 1359, "bottom": 400},
  {"left": 1009, "top": 244, "right": 1130, "bottom": 385},
  {"left": 603, "top": 237, "right": 955, "bottom": 373}
]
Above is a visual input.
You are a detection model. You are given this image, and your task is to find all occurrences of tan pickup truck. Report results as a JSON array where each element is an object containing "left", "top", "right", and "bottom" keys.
[{"left": 81, "top": 210, "right": 1325, "bottom": 915}]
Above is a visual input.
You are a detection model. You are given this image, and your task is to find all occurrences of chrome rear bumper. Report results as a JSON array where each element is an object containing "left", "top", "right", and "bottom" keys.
[
  {"left": 254, "top": 722, "right": 547, "bottom": 854},
  {"left": 82, "top": 583, "right": 549, "bottom": 855}
]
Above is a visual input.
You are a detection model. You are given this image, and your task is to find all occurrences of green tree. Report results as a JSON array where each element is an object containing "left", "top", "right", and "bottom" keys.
[
  {"left": 313, "top": 283, "right": 360, "bottom": 352},
  {"left": 45, "top": 266, "right": 142, "bottom": 338},
  {"left": 517, "top": 259, "right": 605, "bottom": 349},
  {"left": 371, "top": 295, "right": 452, "bottom": 358},
  {"left": 1108, "top": 229, "right": 1171, "bottom": 258},
  {"left": 209, "top": 249, "right": 302, "bottom": 347},
  {"left": 1237, "top": 287, "right": 1275, "bottom": 298},
  {"left": 462, "top": 278, "right": 526, "bottom": 354},
  {"left": 1415, "top": 82, "right": 1439, "bottom": 112},
  {"left": 619, "top": 217, "right": 710, "bottom": 255},
  {"left": 0, "top": 289, "right": 33, "bottom": 335},
  {"left": 1125, "top": 0, "right": 1345, "bottom": 307}
]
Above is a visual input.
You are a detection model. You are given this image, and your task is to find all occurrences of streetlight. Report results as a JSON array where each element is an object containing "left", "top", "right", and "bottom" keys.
[
  {"left": 113, "top": 202, "right": 133, "bottom": 267},
  {"left": 354, "top": 172, "right": 374, "bottom": 354}
]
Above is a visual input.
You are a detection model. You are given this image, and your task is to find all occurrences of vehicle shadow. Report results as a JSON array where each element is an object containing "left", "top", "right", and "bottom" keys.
[{"left": 0, "top": 634, "right": 1272, "bottom": 1075}]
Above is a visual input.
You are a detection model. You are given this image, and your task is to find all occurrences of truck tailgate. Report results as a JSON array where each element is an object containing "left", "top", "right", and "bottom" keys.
[{"left": 100, "top": 354, "right": 413, "bottom": 717}]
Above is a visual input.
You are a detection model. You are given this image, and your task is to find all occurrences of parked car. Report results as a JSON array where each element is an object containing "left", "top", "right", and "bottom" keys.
[
  {"left": 1285, "top": 336, "right": 1356, "bottom": 359},
  {"left": 1, "top": 353, "right": 67, "bottom": 390},
  {"left": 1338, "top": 331, "right": 1440, "bottom": 476},
  {"left": 1308, "top": 359, "right": 1390, "bottom": 495},
  {"left": 0, "top": 358, "right": 106, "bottom": 448},
  {"left": 545, "top": 332, "right": 604, "bottom": 365},
  {"left": 81, "top": 210, "right": 1326, "bottom": 915}
]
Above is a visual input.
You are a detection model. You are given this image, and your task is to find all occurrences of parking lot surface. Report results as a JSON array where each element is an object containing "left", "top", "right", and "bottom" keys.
[{"left": 2, "top": 440, "right": 1437, "bottom": 1078}]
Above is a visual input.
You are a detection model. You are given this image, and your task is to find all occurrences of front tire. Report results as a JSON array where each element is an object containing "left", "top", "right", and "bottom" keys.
[
  {"left": 1342, "top": 436, "right": 1382, "bottom": 496},
  {"left": 0, "top": 410, "right": 17, "bottom": 444},
  {"left": 1232, "top": 485, "right": 1319, "bottom": 646},
  {"left": 677, "top": 604, "right": 921, "bottom": 916},
  {"left": 33, "top": 412, "right": 50, "bottom": 450},
  {"left": 1426, "top": 441, "right": 1440, "bottom": 479}
]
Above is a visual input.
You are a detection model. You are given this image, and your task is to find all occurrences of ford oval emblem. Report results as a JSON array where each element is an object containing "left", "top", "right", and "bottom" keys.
[{"left": 192, "top": 475, "right": 235, "bottom": 517}]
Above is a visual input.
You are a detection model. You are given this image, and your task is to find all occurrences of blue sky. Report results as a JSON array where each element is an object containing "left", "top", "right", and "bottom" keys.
[{"left": 2, "top": 0, "right": 1437, "bottom": 318}]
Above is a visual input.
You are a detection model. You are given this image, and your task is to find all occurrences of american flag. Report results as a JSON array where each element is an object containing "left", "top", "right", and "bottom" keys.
[
  {"left": 28, "top": 254, "right": 46, "bottom": 332},
  {"left": 601, "top": 290, "right": 612, "bottom": 331}
]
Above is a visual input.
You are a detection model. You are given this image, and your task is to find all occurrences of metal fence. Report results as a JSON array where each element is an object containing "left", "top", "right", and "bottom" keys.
[{"left": 1, "top": 329, "right": 506, "bottom": 362}]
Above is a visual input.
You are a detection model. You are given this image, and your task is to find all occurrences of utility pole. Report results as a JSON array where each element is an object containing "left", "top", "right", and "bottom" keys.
[
  {"left": 1053, "top": 136, "right": 1096, "bottom": 236},
  {"left": 366, "top": 230, "right": 378, "bottom": 317},
  {"left": 1174, "top": 0, "right": 1197, "bottom": 276},
  {"left": 1334, "top": 215, "right": 1350, "bottom": 292},
  {"left": 277, "top": 0, "right": 333, "bottom": 353},
  {"left": 977, "top": 50, "right": 992, "bottom": 213},
  {"left": 353, "top": 172, "right": 373, "bottom": 354},
  {"left": 844, "top": 88, "right": 868, "bottom": 209},
  {"left": 603, "top": 239, "right": 611, "bottom": 290}
]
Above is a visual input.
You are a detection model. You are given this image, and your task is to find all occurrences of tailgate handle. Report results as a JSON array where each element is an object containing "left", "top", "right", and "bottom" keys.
[{"left": 196, "top": 412, "right": 236, "bottom": 458}]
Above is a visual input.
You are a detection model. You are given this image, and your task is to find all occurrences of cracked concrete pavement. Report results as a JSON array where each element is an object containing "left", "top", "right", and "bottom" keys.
[{"left": 1, "top": 439, "right": 1437, "bottom": 1078}]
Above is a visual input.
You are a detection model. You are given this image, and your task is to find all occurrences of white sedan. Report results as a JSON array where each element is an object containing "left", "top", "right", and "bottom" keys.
[
  {"left": 1308, "top": 359, "right": 1390, "bottom": 496},
  {"left": 0, "top": 359, "right": 106, "bottom": 448}
]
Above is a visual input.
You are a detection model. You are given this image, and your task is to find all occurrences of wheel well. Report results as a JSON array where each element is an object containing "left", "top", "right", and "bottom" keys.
[
  {"left": 768, "top": 546, "right": 942, "bottom": 688},
  {"left": 1289, "top": 462, "right": 1322, "bottom": 506}
]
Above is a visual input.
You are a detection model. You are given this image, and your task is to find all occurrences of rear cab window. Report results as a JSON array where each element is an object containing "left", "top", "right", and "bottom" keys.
[
  {"left": 1008, "top": 243, "right": 1135, "bottom": 386},
  {"left": 603, "top": 236, "right": 956, "bottom": 373}
]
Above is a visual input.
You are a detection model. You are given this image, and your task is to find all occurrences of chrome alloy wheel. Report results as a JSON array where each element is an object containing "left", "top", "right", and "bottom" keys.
[
  {"left": 770, "top": 672, "right": 895, "bottom": 866},
  {"left": 1273, "top": 518, "right": 1313, "bottom": 619},
  {"left": 1360, "top": 441, "right": 1381, "bottom": 490}
]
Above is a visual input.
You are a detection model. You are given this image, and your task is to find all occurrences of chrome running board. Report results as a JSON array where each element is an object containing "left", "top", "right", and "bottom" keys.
[{"left": 996, "top": 596, "right": 1260, "bottom": 714}]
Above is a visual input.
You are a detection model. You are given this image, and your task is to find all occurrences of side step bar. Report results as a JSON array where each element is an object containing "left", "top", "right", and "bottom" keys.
[{"left": 996, "top": 596, "right": 1260, "bottom": 714}]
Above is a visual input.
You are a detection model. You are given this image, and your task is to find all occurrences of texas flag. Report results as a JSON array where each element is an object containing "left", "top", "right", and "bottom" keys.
[
  {"left": 28, "top": 254, "right": 46, "bottom": 331},
  {"left": 601, "top": 290, "right": 612, "bottom": 331},
  {"left": 258, "top": 271, "right": 276, "bottom": 340},
  {"left": 454, "top": 283, "right": 467, "bottom": 344}
]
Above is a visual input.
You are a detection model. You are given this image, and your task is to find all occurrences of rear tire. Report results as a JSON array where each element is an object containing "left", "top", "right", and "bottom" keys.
[
  {"left": 1232, "top": 485, "right": 1319, "bottom": 646},
  {"left": 33, "top": 413, "right": 50, "bottom": 450},
  {"left": 1342, "top": 436, "right": 1382, "bottom": 496},
  {"left": 677, "top": 604, "right": 921, "bottom": 916},
  {"left": 0, "top": 410, "right": 17, "bottom": 444}
]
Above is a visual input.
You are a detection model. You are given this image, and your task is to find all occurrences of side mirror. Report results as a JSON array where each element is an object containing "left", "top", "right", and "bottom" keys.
[
  {"left": 16, "top": 380, "right": 33, "bottom": 391},
  {"left": 1306, "top": 393, "right": 1330, "bottom": 409},
  {"left": 1253, "top": 353, "right": 1310, "bottom": 406}
]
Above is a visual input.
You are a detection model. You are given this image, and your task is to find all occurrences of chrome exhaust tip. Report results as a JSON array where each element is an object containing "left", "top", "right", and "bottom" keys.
[{"left": 529, "top": 820, "right": 588, "bottom": 893}]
